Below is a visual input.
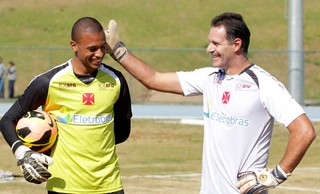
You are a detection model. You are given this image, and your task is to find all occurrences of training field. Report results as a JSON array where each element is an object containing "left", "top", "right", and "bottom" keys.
[{"left": 0, "top": 119, "right": 319, "bottom": 194}]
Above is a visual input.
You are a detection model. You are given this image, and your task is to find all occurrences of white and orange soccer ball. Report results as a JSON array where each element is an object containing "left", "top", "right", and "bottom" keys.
[{"left": 16, "top": 110, "right": 57, "bottom": 153}]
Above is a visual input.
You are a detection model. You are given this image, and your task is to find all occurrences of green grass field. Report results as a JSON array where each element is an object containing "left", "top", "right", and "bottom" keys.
[
  {"left": 0, "top": 1, "right": 319, "bottom": 193},
  {"left": 1, "top": 119, "right": 319, "bottom": 194},
  {"left": 0, "top": 0, "right": 320, "bottom": 102}
]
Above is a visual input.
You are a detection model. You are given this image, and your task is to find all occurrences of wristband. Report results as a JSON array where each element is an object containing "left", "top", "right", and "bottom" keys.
[
  {"left": 11, "top": 140, "right": 23, "bottom": 153},
  {"left": 111, "top": 42, "right": 127, "bottom": 61},
  {"left": 271, "top": 165, "right": 291, "bottom": 183},
  {"left": 14, "top": 145, "right": 31, "bottom": 160}
]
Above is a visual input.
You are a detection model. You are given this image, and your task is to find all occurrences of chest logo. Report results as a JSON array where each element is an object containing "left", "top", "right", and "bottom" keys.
[
  {"left": 222, "top": 91, "right": 230, "bottom": 104},
  {"left": 82, "top": 93, "right": 94, "bottom": 105}
]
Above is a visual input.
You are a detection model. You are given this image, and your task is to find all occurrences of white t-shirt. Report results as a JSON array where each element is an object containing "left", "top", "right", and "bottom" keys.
[{"left": 177, "top": 64, "right": 304, "bottom": 194}]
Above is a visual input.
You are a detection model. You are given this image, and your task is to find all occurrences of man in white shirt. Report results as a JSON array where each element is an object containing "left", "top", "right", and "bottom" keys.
[{"left": 105, "top": 12, "right": 316, "bottom": 194}]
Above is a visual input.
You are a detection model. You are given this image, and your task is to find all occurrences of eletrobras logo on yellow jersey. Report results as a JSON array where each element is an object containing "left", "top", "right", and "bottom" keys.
[{"left": 57, "top": 113, "right": 113, "bottom": 125}]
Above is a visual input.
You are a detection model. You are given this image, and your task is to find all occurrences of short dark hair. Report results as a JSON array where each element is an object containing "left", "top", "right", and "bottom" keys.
[
  {"left": 8, "top": 61, "right": 15, "bottom": 66},
  {"left": 71, "top": 17, "right": 104, "bottom": 42},
  {"left": 211, "top": 12, "right": 251, "bottom": 53}
]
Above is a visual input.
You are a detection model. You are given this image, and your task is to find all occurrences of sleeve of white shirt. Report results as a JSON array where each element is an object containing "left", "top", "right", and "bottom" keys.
[
  {"left": 259, "top": 73, "right": 305, "bottom": 127},
  {"left": 177, "top": 67, "right": 218, "bottom": 96}
]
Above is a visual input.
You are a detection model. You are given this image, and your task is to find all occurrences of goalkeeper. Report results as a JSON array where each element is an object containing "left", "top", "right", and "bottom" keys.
[
  {"left": 0, "top": 17, "right": 132, "bottom": 194},
  {"left": 105, "top": 12, "right": 316, "bottom": 193}
]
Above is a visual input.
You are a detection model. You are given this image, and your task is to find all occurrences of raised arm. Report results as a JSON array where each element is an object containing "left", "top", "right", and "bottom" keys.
[
  {"left": 105, "top": 20, "right": 183, "bottom": 95},
  {"left": 120, "top": 52, "right": 183, "bottom": 94}
]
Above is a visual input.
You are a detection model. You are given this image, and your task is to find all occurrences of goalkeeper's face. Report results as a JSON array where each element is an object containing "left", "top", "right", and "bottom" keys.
[
  {"left": 71, "top": 31, "right": 107, "bottom": 73},
  {"left": 206, "top": 26, "right": 236, "bottom": 69}
]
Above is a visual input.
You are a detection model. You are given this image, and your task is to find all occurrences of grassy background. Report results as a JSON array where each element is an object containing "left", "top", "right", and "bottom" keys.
[
  {"left": 0, "top": 1, "right": 319, "bottom": 193},
  {"left": 1, "top": 0, "right": 319, "bottom": 49},
  {"left": 0, "top": 120, "right": 319, "bottom": 193},
  {"left": 0, "top": 0, "right": 320, "bottom": 102}
]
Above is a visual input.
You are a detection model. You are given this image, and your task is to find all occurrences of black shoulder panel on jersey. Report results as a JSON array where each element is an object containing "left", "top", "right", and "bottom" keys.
[
  {"left": 101, "top": 64, "right": 132, "bottom": 144},
  {"left": 240, "top": 64, "right": 259, "bottom": 88},
  {"left": 0, "top": 63, "right": 69, "bottom": 151},
  {"left": 246, "top": 69, "right": 259, "bottom": 88},
  {"left": 19, "top": 63, "right": 69, "bottom": 111}
]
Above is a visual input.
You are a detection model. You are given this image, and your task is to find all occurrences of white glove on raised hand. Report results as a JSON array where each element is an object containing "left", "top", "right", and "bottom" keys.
[
  {"left": 105, "top": 19, "right": 127, "bottom": 61},
  {"left": 237, "top": 165, "right": 290, "bottom": 194},
  {"left": 15, "top": 145, "right": 53, "bottom": 184}
]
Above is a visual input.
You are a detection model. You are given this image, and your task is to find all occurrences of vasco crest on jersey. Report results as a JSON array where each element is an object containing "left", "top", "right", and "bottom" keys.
[
  {"left": 222, "top": 91, "right": 231, "bottom": 104},
  {"left": 82, "top": 93, "right": 95, "bottom": 105}
]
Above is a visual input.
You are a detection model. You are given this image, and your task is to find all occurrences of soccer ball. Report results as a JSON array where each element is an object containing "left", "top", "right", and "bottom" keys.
[{"left": 16, "top": 110, "right": 57, "bottom": 153}]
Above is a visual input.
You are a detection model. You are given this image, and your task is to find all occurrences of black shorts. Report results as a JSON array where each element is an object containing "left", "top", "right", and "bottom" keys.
[{"left": 48, "top": 189, "right": 125, "bottom": 194}]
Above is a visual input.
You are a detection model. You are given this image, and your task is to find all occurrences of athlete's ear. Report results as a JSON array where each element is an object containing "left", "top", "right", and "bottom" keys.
[
  {"left": 70, "top": 40, "right": 78, "bottom": 52},
  {"left": 234, "top": 38, "right": 242, "bottom": 52}
]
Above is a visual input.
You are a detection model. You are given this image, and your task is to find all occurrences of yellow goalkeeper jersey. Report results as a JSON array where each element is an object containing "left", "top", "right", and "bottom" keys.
[{"left": 19, "top": 60, "right": 132, "bottom": 193}]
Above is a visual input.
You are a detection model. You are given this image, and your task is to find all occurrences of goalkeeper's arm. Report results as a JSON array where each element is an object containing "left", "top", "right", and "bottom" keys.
[
  {"left": 14, "top": 144, "right": 53, "bottom": 184},
  {"left": 237, "top": 114, "right": 316, "bottom": 194},
  {"left": 104, "top": 19, "right": 185, "bottom": 95}
]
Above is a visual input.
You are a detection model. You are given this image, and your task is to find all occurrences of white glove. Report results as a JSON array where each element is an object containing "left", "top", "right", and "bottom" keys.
[
  {"left": 105, "top": 19, "right": 127, "bottom": 61},
  {"left": 237, "top": 165, "right": 290, "bottom": 194},
  {"left": 15, "top": 145, "right": 53, "bottom": 184}
]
